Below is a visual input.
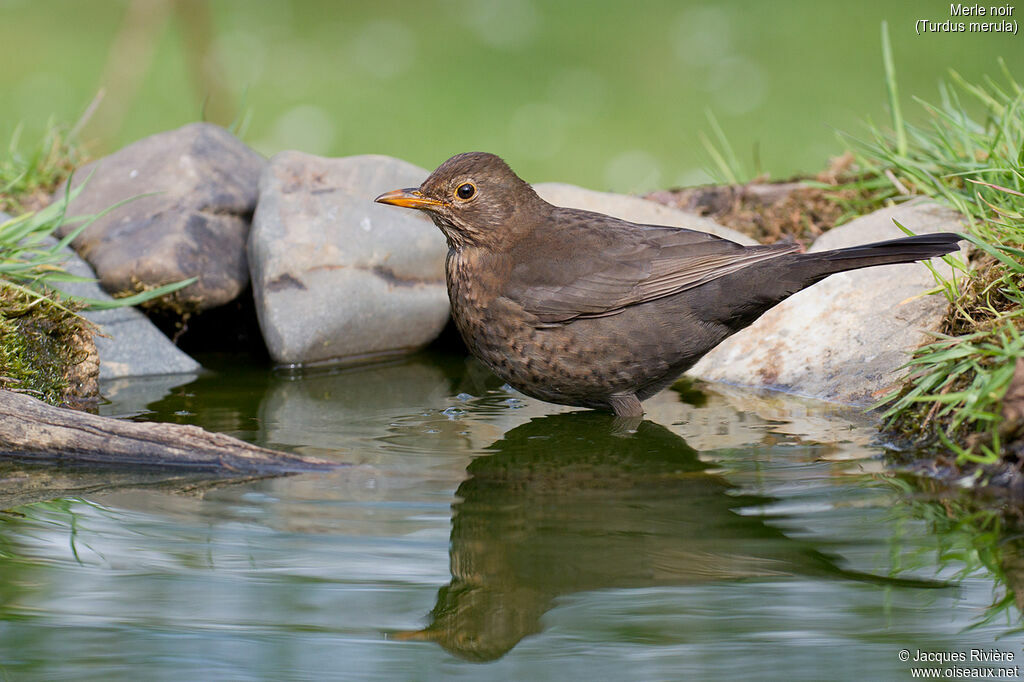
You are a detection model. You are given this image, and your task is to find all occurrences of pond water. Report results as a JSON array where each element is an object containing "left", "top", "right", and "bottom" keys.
[{"left": 0, "top": 353, "right": 1021, "bottom": 680}]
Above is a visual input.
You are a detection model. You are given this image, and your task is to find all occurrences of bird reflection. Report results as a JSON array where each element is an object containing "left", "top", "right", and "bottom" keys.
[{"left": 396, "top": 412, "right": 941, "bottom": 662}]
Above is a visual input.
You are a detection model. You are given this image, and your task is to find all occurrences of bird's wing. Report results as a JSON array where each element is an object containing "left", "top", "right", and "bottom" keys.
[{"left": 504, "top": 207, "right": 801, "bottom": 324}]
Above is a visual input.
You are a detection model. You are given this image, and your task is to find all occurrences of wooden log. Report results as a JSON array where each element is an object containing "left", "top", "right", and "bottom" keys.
[{"left": 0, "top": 389, "right": 341, "bottom": 473}]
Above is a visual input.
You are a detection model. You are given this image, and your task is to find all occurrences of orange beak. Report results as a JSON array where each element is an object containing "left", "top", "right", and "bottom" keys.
[{"left": 374, "top": 188, "right": 442, "bottom": 209}]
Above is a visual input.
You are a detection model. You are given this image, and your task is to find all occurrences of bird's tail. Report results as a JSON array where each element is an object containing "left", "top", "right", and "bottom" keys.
[
  {"left": 809, "top": 232, "right": 962, "bottom": 281},
  {"left": 689, "top": 231, "right": 962, "bottom": 335}
]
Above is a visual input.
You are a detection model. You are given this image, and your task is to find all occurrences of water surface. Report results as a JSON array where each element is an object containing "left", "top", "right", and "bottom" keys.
[{"left": 0, "top": 353, "right": 1020, "bottom": 680}]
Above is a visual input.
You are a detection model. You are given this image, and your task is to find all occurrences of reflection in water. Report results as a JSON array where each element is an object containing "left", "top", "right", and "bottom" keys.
[
  {"left": 891, "top": 479, "right": 1024, "bottom": 633},
  {"left": 112, "top": 353, "right": 469, "bottom": 451},
  {"left": 399, "top": 413, "right": 943, "bottom": 662},
  {"left": 1001, "top": 538, "right": 1024, "bottom": 621},
  {"left": 0, "top": 462, "right": 250, "bottom": 511}
]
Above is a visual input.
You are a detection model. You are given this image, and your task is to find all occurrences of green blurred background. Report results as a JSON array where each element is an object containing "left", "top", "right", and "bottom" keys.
[{"left": 1, "top": 0, "right": 1018, "bottom": 192}]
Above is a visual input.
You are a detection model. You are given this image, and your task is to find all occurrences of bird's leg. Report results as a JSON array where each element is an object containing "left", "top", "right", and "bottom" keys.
[{"left": 607, "top": 393, "right": 643, "bottom": 418}]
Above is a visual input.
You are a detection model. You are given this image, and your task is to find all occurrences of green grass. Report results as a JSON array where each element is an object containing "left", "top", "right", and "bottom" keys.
[
  {"left": 0, "top": 120, "right": 82, "bottom": 215},
  {"left": 850, "top": 29, "right": 1024, "bottom": 463},
  {"left": 0, "top": 124, "right": 194, "bottom": 403}
]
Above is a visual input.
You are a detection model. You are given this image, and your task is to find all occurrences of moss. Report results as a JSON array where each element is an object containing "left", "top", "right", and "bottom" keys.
[{"left": 0, "top": 285, "right": 98, "bottom": 407}]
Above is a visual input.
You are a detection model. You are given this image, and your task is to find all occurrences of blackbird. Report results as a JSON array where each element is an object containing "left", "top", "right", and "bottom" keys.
[{"left": 376, "top": 152, "right": 961, "bottom": 417}]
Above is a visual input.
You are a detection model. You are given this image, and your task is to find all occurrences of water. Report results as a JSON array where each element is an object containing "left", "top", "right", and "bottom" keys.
[{"left": 0, "top": 353, "right": 1021, "bottom": 680}]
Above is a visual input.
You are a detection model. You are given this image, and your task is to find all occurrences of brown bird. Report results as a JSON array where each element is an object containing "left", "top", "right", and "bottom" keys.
[{"left": 376, "top": 152, "right": 961, "bottom": 417}]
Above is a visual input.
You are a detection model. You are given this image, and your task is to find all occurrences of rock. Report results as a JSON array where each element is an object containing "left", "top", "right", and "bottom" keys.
[
  {"left": 250, "top": 152, "right": 450, "bottom": 366},
  {"left": 535, "top": 183, "right": 756, "bottom": 244},
  {"left": 43, "top": 233, "right": 202, "bottom": 380},
  {"left": 85, "top": 307, "right": 202, "bottom": 382},
  {"left": 688, "top": 200, "right": 964, "bottom": 406},
  {"left": 55, "top": 122, "right": 265, "bottom": 312}
]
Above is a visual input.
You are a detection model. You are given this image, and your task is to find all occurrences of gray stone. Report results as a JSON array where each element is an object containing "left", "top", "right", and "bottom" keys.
[
  {"left": 535, "top": 183, "right": 756, "bottom": 244},
  {"left": 45, "top": 235, "right": 202, "bottom": 380},
  {"left": 250, "top": 153, "right": 449, "bottom": 366},
  {"left": 55, "top": 123, "right": 265, "bottom": 311},
  {"left": 87, "top": 306, "right": 202, "bottom": 381},
  {"left": 688, "top": 200, "right": 965, "bottom": 406}
]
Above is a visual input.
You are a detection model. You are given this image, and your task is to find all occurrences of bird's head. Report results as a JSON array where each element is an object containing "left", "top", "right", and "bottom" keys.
[{"left": 375, "top": 152, "right": 544, "bottom": 250}]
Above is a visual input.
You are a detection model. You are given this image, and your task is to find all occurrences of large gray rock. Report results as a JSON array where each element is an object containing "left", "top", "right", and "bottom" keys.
[
  {"left": 55, "top": 123, "right": 265, "bottom": 311},
  {"left": 688, "top": 200, "right": 964, "bottom": 406},
  {"left": 250, "top": 153, "right": 449, "bottom": 366},
  {"left": 48, "top": 236, "right": 202, "bottom": 380}
]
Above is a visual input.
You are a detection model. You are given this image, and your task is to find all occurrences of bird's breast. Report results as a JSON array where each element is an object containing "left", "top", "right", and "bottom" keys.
[
  {"left": 445, "top": 248, "right": 532, "bottom": 359},
  {"left": 445, "top": 248, "right": 509, "bottom": 311}
]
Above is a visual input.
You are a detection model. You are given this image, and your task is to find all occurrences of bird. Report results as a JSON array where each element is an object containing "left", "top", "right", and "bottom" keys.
[{"left": 375, "top": 152, "right": 961, "bottom": 418}]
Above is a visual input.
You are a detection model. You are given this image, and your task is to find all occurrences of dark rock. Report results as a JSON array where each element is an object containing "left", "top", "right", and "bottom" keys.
[
  {"left": 55, "top": 123, "right": 265, "bottom": 312},
  {"left": 250, "top": 152, "right": 449, "bottom": 366}
]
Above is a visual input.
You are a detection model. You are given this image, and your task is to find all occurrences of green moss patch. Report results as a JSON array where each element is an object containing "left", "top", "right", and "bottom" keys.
[{"left": 0, "top": 285, "right": 97, "bottom": 406}]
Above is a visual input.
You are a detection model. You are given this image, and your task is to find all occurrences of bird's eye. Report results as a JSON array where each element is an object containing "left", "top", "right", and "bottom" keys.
[{"left": 456, "top": 183, "right": 476, "bottom": 200}]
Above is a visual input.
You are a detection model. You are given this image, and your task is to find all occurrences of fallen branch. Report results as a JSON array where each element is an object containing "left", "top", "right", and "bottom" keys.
[{"left": 0, "top": 389, "right": 341, "bottom": 473}]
